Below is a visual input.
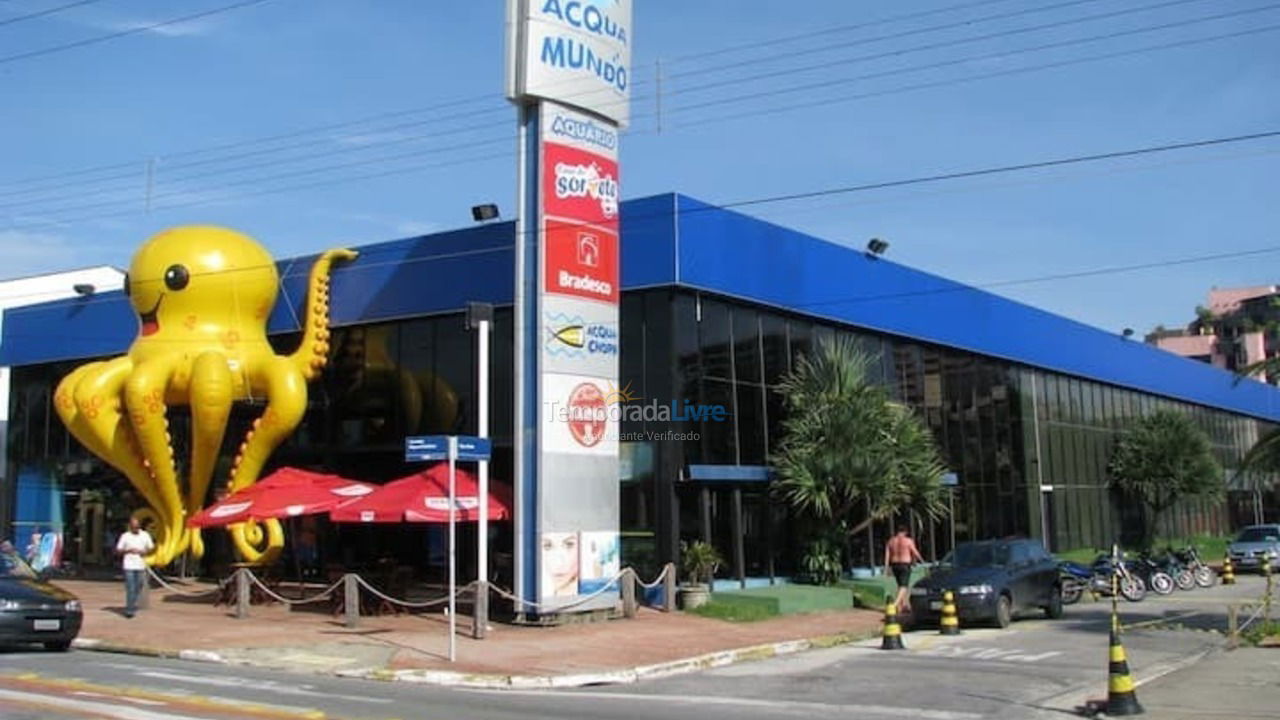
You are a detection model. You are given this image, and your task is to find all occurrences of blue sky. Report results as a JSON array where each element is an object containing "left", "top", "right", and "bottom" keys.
[{"left": 1, "top": 0, "right": 1277, "bottom": 335}]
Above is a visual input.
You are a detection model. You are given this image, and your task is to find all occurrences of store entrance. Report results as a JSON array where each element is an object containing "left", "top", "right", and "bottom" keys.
[{"left": 679, "top": 481, "right": 784, "bottom": 587}]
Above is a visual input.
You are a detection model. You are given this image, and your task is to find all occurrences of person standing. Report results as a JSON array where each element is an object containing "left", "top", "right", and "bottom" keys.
[
  {"left": 115, "top": 518, "right": 154, "bottom": 618},
  {"left": 884, "top": 524, "right": 924, "bottom": 613}
]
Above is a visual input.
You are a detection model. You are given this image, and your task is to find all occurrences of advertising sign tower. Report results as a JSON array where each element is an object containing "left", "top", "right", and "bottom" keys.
[{"left": 506, "top": 0, "right": 631, "bottom": 613}]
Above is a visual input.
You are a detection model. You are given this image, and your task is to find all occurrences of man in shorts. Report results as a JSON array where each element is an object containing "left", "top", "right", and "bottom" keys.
[{"left": 884, "top": 525, "right": 924, "bottom": 613}]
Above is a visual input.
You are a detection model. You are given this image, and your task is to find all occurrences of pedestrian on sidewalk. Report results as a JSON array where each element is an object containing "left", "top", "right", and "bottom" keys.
[
  {"left": 884, "top": 525, "right": 924, "bottom": 613},
  {"left": 115, "top": 517, "right": 154, "bottom": 618}
]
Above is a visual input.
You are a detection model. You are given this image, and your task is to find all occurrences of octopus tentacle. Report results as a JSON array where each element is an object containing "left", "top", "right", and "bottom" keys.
[
  {"left": 227, "top": 355, "right": 308, "bottom": 564},
  {"left": 124, "top": 356, "right": 185, "bottom": 566},
  {"left": 288, "top": 248, "right": 357, "bottom": 381},
  {"left": 185, "top": 351, "right": 234, "bottom": 560},
  {"left": 58, "top": 359, "right": 173, "bottom": 567}
]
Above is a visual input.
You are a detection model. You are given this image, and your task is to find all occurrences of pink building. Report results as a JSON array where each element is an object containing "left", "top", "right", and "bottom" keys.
[{"left": 1148, "top": 286, "right": 1279, "bottom": 382}]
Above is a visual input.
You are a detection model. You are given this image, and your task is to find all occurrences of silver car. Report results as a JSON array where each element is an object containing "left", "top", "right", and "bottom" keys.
[{"left": 1227, "top": 524, "right": 1280, "bottom": 572}]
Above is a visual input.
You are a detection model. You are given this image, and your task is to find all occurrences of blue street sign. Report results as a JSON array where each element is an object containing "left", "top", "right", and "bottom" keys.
[
  {"left": 405, "top": 435, "right": 448, "bottom": 462},
  {"left": 941, "top": 472, "right": 959, "bottom": 487},
  {"left": 455, "top": 436, "right": 492, "bottom": 462}
]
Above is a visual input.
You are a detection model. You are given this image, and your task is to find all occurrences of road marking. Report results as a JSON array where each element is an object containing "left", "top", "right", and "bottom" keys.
[
  {"left": 72, "top": 690, "right": 168, "bottom": 706},
  {"left": 133, "top": 670, "right": 392, "bottom": 705},
  {"left": 0, "top": 687, "right": 208, "bottom": 720},
  {"left": 917, "top": 645, "right": 1062, "bottom": 664},
  {"left": 467, "top": 688, "right": 984, "bottom": 719}
]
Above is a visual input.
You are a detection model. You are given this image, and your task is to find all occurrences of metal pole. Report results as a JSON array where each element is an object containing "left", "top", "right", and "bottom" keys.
[
  {"left": 448, "top": 436, "right": 458, "bottom": 663},
  {"left": 512, "top": 102, "right": 529, "bottom": 612},
  {"left": 949, "top": 490, "right": 956, "bottom": 557},
  {"left": 476, "top": 316, "right": 491, "bottom": 640}
]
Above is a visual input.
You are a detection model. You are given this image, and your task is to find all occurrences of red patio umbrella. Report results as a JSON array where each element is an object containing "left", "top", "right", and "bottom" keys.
[
  {"left": 187, "top": 467, "right": 375, "bottom": 528},
  {"left": 328, "top": 463, "right": 511, "bottom": 524}
]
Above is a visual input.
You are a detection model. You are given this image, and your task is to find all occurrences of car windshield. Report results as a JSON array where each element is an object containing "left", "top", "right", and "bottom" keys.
[
  {"left": 1236, "top": 528, "right": 1280, "bottom": 543},
  {"left": 943, "top": 543, "right": 1011, "bottom": 568},
  {"left": 0, "top": 550, "right": 36, "bottom": 579}
]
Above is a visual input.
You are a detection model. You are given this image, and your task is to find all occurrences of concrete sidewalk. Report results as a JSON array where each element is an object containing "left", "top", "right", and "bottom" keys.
[
  {"left": 56, "top": 578, "right": 883, "bottom": 688},
  {"left": 1120, "top": 645, "right": 1280, "bottom": 719}
]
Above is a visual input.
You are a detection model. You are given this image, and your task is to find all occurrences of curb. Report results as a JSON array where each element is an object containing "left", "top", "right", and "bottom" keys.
[
  {"left": 352, "top": 628, "right": 880, "bottom": 689},
  {"left": 74, "top": 627, "right": 879, "bottom": 689}
]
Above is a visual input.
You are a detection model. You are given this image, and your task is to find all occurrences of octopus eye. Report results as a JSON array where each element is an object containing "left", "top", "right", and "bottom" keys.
[
  {"left": 164, "top": 264, "right": 190, "bottom": 291},
  {"left": 123, "top": 273, "right": 130, "bottom": 296}
]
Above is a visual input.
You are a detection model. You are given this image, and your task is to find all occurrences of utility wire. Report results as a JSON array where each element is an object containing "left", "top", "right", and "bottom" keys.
[
  {"left": 0, "top": 0, "right": 105, "bottom": 28},
  {"left": 5, "top": 127, "right": 1277, "bottom": 303},
  {"left": 2, "top": 4, "right": 1269, "bottom": 218},
  {"left": 0, "top": 0, "right": 1032, "bottom": 191},
  {"left": 0, "top": 0, "right": 277, "bottom": 66}
]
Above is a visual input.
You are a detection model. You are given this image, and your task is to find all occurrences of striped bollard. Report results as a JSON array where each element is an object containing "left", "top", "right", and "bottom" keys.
[
  {"left": 881, "top": 601, "right": 905, "bottom": 650},
  {"left": 1106, "top": 613, "right": 1144, "bottom": 715},
  {"left": 939, "top": 590, "right": 960, "bottom": 636}
]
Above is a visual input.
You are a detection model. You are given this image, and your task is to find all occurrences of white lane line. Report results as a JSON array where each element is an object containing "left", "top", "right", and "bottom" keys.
[
  {"left": 465, "top": 688, "right": 984, "bottom": 720},
  {"left": 134, "top": 669, "right": 392, "bottom": 705},
  {"left": 0, "top": 688, "right": 206, "bottom": 720}
]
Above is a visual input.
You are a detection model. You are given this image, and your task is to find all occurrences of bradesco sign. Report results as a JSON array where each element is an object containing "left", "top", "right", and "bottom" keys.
[{"left": 506, "top": 0, "right": 632, "bottom": 127}]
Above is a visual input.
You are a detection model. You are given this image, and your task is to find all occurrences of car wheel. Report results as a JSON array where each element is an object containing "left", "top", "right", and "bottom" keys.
[
  {"left": 43, "top": 640, "right": 71, "bottom": 652},
  {"left": 1044, "top": 587, "right": 1064, "bottom": 619},
  {"left": 994, "top": 594, "right": 1013, "bottom": 628}
]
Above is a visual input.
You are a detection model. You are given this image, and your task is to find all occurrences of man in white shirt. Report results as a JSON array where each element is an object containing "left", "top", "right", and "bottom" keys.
[{"left": 115, "top": 517, "right": 154, "bottom": 618}]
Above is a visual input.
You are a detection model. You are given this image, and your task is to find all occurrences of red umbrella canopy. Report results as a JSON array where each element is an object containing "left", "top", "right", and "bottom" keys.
[
  {"left": 188, "top": 468, "right": 375, "bottom": 528},
  {"left": 329, "top": 464, "right": 511, "bottom": 523}
]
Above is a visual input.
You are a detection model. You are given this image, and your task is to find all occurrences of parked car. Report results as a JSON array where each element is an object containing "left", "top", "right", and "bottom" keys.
[
  {"left": 0, "top": 548, "right": 82, "bottom": 651},
  {"left": 909, "top": 538, "right": 1062, "bottom": 628},
  {"left": 1227, "top": 524, "right": 1280, "bottom": 573}
]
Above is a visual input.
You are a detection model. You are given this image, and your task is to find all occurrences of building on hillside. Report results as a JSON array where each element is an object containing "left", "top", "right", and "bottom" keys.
[
  {"left": 0, "top": 265, "right": 126, "bottom": 566},
  {"left": 2, "top": 196, "right": 1276, "bottom": 587},
  {"left": 1148, "top": 285, "right": 1280, "bottom": 383}
]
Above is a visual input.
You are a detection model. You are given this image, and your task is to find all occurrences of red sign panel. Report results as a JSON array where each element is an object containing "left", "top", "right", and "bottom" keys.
[
  {"left": 544, "top": 220, "right": 619, "bottom": 304},
  {"left": 565, "top": 382, "right": 607, "bottom": 448},
  {"left": 543, "top": 141, "right": 619, "bottom": 226}
]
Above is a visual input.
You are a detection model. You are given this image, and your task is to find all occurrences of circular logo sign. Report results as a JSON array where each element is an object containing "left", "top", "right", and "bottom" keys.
[{"left": 566, "top": 382, "right": 607, "bottom": 447}]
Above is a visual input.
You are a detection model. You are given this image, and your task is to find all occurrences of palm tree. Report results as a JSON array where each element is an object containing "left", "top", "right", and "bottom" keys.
[{"left": 771, "top": 337, "right": 948, "bottom": 584}]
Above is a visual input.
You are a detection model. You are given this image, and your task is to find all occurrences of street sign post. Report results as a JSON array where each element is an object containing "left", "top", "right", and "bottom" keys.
[{"left": 403, "top": 434, "right": 493, "bottom": 661}]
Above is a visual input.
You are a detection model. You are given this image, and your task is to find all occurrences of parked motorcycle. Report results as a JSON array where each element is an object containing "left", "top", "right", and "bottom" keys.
[
  {"left": 1129, "top": 554, "right": 1175, "bottom": 595},
  {"left": 1059, "top": 554, "right": 1146, "bottom": 604},
  {"left": 1173, "top": 546, "right": 1216, "bottom": 588},
  {"left": 1149, "top": 548, "right": 1196, "bottom": 591}
]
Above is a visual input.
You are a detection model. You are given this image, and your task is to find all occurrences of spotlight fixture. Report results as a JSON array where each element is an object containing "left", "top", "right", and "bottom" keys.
[
  {"left": 471, "top": 203, "right": 500, "bottom": 222},
  {"left": 1122, "top": 328, "right": 1135, "bottom": 339},
  {"left": 865, "top": 238, "right": 889, "bottom": 257},
  {"left": 72, "top": 283, "right": 95, "bottom": 296}
]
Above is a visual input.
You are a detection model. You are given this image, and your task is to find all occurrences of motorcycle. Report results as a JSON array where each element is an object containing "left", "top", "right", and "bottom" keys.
[
  {"left": 1059, "top": 554, "right": 1146, "bottom": 604},
  {"left": 1129, "top": 553, "right": 1175, "bottom": 595},
  {"left": 1173, "top": 546, "right": 1216, "bottom": 588},
  {"left": 1150, "top": 548, "right": 1196, "bottom": 591}
]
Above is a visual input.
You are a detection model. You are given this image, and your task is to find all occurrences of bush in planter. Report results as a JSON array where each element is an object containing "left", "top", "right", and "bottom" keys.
[{"left": 679, "top": 541, "right": 722, "bottom": 610}]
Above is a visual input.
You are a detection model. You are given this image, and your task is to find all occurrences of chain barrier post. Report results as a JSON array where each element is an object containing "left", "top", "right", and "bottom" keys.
[
  {"left": 939, "top": 589, "right": 960, "bottom": 636},
  {"left": 663, "top": 562, "right": 676, "bottom": 612},
  {"left": 1221, "top": 553, "right": 1236, "bottom": 585},
  {"left": 235, "top": 567, "right": 251, "bottom": 619},
  {"left": 344, "top": 573, "right": 360, "bottom": 628},
  {"left": 1106, "top": 610, "right": 1144, "bottom": 716},
  {"left": 622, "top": 568, "right": 637, "bottom": 619}
]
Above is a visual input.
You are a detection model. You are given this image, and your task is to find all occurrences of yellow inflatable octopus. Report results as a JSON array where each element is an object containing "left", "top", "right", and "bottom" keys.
[{"left": 54, "top": 226, "right": 356, "bottom": 566}]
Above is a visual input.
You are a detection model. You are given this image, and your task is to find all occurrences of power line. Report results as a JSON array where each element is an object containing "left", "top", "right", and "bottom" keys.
[
  {"left": 7, "top": 126, "right": 1278, "bottom": 301},
  {"left": 3, "top": 3, "right": 1269, "bottom": 219},
  {"left": 0, "top": 0, "right": 105, "bottom": 28},
  {"left": 666, "top": 2, "right": 1280, "bottom": 114},
  {"left": 0, "top": 0, "right": 1024, "bottom": 192},
  {"left": 672, "top": 21, "right": 1280, "bottom": 131},
  {"left": 0, "top": 0, "right": 278, "bottom": 67}
]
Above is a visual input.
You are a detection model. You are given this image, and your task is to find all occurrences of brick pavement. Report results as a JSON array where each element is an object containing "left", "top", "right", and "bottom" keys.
[{"left": 55, "top": 578, "right": 883, "bottom": 677}]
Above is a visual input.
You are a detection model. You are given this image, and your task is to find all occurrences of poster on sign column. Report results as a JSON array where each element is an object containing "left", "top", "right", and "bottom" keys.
[{"left": 538, "top": 99, "right": 621, "bottom": 609}]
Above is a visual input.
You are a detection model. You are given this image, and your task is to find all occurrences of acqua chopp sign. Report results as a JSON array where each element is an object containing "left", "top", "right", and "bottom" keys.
[{"left": 506, "top": 0, "right": 633, "bottom": 127}]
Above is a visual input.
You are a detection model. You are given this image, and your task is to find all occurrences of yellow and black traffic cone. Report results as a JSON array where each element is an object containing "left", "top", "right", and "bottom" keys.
[
  {"left": 881, "top": 600, "right": 905, "bottom": 650},
  {"left": 1106, "top": 619, "right": 1144, "bottom": 716},
  {"left": 1222, "top": 554, "right": 1236, "bottom": 585},
  {"left": 939, "top": 590, "right": 961, "bottom": 636}
]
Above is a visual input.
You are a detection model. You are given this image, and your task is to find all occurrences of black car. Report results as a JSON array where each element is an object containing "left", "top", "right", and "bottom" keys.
[
  {"left": 908, "top": 538, "right": 1062, "bottom": 628},
  {"left": 0, "top": 551, "right": 82, "bottom": 651}
]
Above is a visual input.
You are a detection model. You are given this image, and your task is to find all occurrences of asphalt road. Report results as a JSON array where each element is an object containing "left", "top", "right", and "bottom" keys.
[{"left": 0, "top": 574, "right": 1269, "bottom": 720}]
